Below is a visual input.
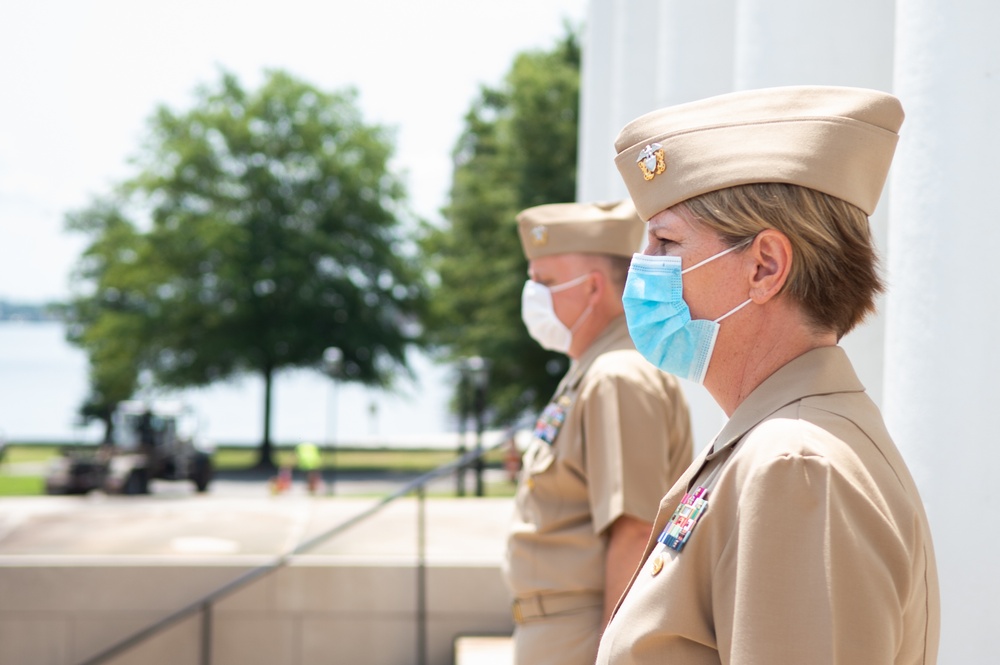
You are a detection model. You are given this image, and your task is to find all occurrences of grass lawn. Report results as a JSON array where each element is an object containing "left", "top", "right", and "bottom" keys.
[
  {"left": 220, "top": 446, "right": 507, "bottom": 473},
  {"left": 0, "top": 476, "right": 45, "bottom": 496},
  {"left": 1, "top": 444, "right": 61, "bottom": 464}
]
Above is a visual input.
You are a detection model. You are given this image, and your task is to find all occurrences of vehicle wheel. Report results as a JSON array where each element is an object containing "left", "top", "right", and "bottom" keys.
[
  {"left": 123, "top": 469, "right": 149, "bottom": 495},
  {"left": 192, "top": 454, "right": 213, "bottom": 493}
]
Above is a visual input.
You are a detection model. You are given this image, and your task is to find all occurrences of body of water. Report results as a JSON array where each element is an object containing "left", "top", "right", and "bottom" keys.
[{"left": 0, "top": 321, "right": 460, "bottom": 448}]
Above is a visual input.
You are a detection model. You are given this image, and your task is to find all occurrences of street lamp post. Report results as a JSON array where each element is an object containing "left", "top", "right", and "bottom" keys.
[
  {"left": 322, "top": 346, "right": 343, "bottom": 496},
  {"left": 455, "top": 366, "right": 470, "bottom": 497},
  {"left": 464, "top": 356, "right": 490, "bottom": 497}
]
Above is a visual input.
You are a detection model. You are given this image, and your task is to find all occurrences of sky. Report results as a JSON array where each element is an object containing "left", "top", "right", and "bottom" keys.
[{"left": 0, "top": 0, "right": 588, "bottom": 304}]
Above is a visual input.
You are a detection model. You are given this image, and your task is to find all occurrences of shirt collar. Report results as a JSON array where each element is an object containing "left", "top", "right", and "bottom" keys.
[
  {"left": 708, "top": 346, "right": 866, "bottom": 456},
  {"left": 564, "top": 315, "right": 632, "bottom": 390}
]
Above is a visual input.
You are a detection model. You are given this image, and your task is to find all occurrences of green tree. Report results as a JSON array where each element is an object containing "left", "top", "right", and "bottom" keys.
[
  {"left": 62, "top": 198, "right": 151, "bottom": 443},
  {"left": 420, "top": 28, "right": 581, "bottom": 423},
  {"left": 65, "top": 69, "right": 426, "bottom": 467}
]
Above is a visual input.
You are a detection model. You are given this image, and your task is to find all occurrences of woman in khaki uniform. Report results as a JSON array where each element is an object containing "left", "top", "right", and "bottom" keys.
[
  {"left": 506, "top": 201, "right": 693, "bottom": 665},
  {"left": 597, "top": 86, "right": 940, "bottom": 664}
]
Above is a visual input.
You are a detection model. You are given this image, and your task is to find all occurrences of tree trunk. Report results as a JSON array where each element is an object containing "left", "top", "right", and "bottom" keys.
[
  {"left": 256, "top": 365, "right": 276, "bottom": 469},
  {"left": 102, "top": 414, "right": 114, "bottom": 445}
]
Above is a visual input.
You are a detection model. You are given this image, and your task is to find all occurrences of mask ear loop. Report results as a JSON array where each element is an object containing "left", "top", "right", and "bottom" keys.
[
  {"left": 681, "top": 236, "right": 757, "bottom": 275},
  {"left": 681, "top": 245, "right": 740, "bottom": 275},
  {"left": 568, "top": 271, "right": 600, "bottom": 334},
  {"left": 569, "top": 303, "right": 594, "bottom": 334},
  {"left": 713, "top": 298, "right": 752, "bottom": 324},
  {"left": 548, "top": 272, "right": 591, "bottom": 294},
  {"left": 684, "top": 236, "right": 757, "bottom": 323}
]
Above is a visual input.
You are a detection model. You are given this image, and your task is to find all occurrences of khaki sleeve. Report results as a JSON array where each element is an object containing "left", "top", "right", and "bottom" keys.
[
  {"left": 582, "top": 364, "right": 688, "bottom": 534},
  {"left": 713, "top": 453, "right": 908, "bottom": 665}
]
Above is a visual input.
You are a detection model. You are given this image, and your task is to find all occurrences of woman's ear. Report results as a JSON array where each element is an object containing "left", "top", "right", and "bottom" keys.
[{"left": 747, "top": 229, "right": 792, "bottom": 303}]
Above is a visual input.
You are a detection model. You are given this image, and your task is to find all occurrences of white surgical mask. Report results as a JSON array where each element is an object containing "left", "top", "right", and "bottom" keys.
[{"left": 521, "top": 273, "right": 593, "bottom": 354}]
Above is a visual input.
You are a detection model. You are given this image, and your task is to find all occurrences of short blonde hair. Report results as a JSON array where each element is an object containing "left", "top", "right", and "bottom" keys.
[{"left": 679, "top": 183, "right": 883, "bottom": 338}]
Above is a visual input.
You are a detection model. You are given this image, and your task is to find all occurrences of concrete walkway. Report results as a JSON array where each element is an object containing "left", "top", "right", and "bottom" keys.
[{"left": 0, "top": 488, "right": 514, "bottom": 561}]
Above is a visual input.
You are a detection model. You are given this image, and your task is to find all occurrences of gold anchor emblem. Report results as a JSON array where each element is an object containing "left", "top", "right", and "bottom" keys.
[
  {"left": 637, "top": 143, "right": 666, "bottom": 181},
  {"left": 531, "top": 226, "right": 548, "bottom": 246}
]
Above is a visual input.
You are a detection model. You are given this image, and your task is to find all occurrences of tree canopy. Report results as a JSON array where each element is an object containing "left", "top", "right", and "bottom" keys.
[
  {"left": 64, "top": 69, "right": 426, "bottom": 466},
  {"left": 420, "top": 27, "right": 581, "bottom": 424},
  {"left": 63, "top": 199, "right": 150, "bottom": 443}
]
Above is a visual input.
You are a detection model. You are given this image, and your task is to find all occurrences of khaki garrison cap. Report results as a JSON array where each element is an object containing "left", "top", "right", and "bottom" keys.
[
  {"left": 516, "top": 200, "right": 644, "bottom": 260},
  {"left": 614, "top": 85, "right": 904, "bottom": 220}
]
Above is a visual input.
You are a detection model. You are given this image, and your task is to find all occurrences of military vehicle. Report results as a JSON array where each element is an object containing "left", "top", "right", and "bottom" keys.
[{"left": 44, "top": 400, "right": 214, "bottom": 495}]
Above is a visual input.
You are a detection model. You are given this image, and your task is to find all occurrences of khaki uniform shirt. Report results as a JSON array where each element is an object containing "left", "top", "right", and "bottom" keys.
[
  {"left": 597, "top": 346, "right": 940, "bottom": 665},
  {"left": 505, "top": 316, "right": 693, "bottom": 664}
]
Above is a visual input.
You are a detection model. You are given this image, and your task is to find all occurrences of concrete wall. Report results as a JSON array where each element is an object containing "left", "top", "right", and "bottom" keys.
[{"left": 0, "top": 559, "right": 512, "bottom": 665}]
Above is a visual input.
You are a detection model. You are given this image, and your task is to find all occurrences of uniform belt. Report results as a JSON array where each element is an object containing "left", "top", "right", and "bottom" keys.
[{"left": 511, "top": 592, "right": 603, "bottom": 624}]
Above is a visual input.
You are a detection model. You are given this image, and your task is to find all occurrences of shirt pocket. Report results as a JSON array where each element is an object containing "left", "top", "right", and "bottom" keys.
[{"left": 524, "top": 438, "right": 556, "bottom": 476}]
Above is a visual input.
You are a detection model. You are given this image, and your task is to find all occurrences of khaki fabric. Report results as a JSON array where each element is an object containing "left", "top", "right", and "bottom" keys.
[
  {"left": 516, "top": 200, "right": 644, "bottom": 260},
  {"left": 596, "top": 347, "right": 940, "bottom": 665},
  {"left": 613, "top": 85, "right": 903, "bottom": 220},
  {"left": 513, "top": 605, "right": 603, "bottom": 665},
  {"left": 504, "top": 316, "right": 693, "bottom": 665}
]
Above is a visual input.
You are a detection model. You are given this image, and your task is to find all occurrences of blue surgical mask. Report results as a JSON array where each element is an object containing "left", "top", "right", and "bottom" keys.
[{"left": 623, "top": 246, "right": 751, "bottom": 384}]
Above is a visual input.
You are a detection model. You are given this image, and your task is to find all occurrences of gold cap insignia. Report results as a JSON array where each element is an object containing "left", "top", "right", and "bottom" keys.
[
  {"left": 530, "top": 226, "right": 548, "bottom": 246},
  {"left": 637, "top": 143, "right": 666, "bottom": 181}
]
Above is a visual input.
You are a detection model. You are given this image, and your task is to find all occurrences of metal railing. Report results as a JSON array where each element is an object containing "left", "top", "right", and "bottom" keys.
[{"left": 75, "top": 434, "right": 516, "bottom": 665}]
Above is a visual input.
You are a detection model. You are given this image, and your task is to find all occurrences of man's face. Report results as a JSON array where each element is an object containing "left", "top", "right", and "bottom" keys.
[{"left": 528, "top": 253, "right": 594, "bottom": 330}]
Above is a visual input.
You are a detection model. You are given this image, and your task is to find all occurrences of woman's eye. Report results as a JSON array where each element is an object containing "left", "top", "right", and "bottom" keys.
[{"left": 649, "top": 236, "right": 674, "bottom": 253}]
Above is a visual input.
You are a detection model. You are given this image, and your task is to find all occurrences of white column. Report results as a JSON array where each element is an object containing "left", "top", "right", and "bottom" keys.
[
  {"left": 887, "top": 2, "right": 1000, "bottom": 662},
  {"left": 651, "top": 1, "right": 736, "bottom": 113},
  {"left": 578, "top": 0, "right": 661, "bottom": 203},
  {"left": 579, "top": 0, "right": 735, "bottom": 449},
  {"left": 732, "top": 0, "right": 896, "bottom": 406},
  {"left": 579, "top": 0, "right": 735, "bottom": 203},
  {"left": 734, "top": 0, "right": 895, "bottom": 91}
]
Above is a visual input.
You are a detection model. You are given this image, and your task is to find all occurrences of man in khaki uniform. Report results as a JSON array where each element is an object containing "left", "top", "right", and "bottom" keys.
[
  {"left": 597, "top": 86, "right": 940, "bottom": 664},
  {"left": 505, "top": 201, "right": 693, "bottom": 665}
]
